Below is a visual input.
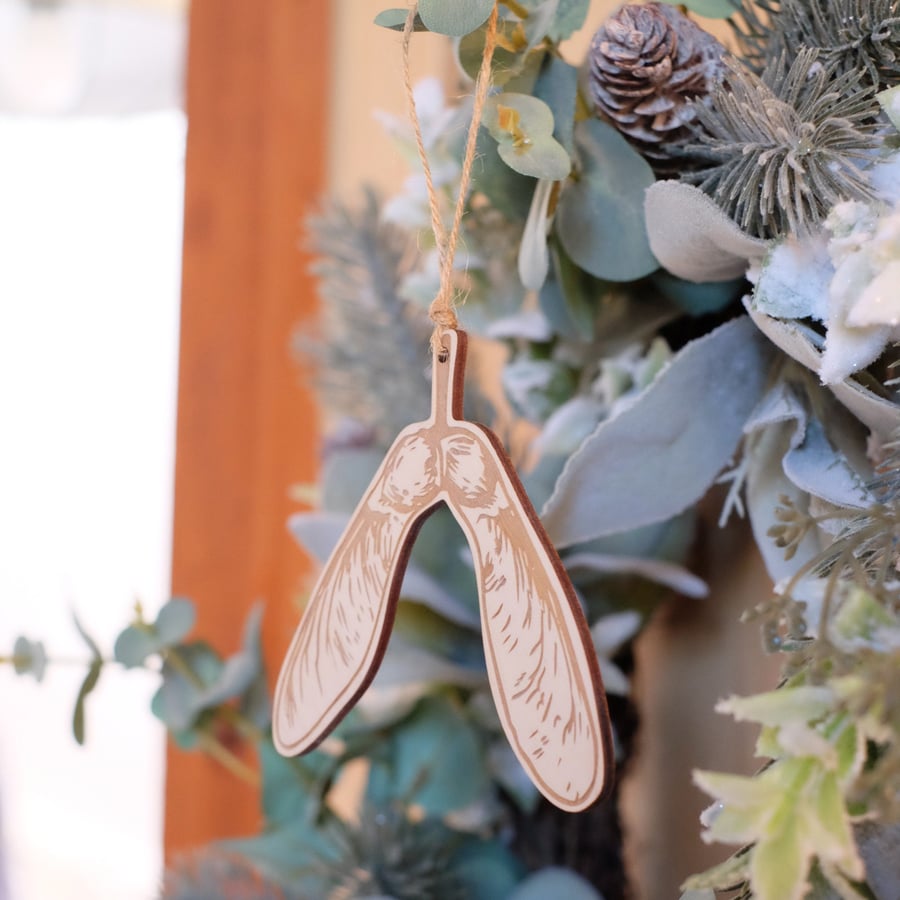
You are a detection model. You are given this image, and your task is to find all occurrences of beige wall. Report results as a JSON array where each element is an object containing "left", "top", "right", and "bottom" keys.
[{"left": 327, "top": 0, "right": 456, "bottom": 198}]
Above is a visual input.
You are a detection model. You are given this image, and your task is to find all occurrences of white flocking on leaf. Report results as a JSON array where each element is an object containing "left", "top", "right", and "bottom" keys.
[
  {"left": 542, "top": 317, "right": 774, "bottom": 548},
  {"left": 745, "top": 298, "right": 900, "bottom": 437}
]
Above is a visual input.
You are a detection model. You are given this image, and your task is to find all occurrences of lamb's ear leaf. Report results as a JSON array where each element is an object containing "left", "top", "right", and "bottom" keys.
[
  {"left": 542, "top": 317, "right": 773, "bottom": 547},
  {"left": 644, "top": 180, "right": 766, "bottom": 282}
]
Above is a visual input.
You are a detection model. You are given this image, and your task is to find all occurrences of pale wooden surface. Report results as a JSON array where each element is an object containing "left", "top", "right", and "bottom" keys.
[
  {"left": 275, "top": 330, "right": 614, "bottom": 811},
  {"left": 168, "top": 0, "right": 328, "bottom": 851}
]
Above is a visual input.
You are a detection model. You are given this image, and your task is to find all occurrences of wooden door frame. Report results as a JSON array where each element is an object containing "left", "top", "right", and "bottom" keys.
[{"left": 166, "top": 0, "right": 329, "bottom": 853}]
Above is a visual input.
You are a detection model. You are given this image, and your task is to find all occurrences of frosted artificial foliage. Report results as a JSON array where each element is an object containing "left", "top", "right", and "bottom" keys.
[
  {"left": 749, "top": 174, "right": 900, "bottom": 385},
  {"left": 542, "top": 318, "right": 773, "bottom": 547},
  {"left": 752, "top": 0, "right": 900, "bottom": 90},
  {"left": 878, "top": 84, "right": 900, "bottom": 129},
  {"left": 644, "top": 179, "right": 767, "bottom": 282},
  {"left": 685, "top": 51, "right": 879, "bottom": 239}
]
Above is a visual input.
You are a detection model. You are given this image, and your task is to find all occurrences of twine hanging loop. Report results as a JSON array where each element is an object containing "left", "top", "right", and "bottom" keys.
[{"left": 401, "top": 2, "right": 499, "bottom": 352}]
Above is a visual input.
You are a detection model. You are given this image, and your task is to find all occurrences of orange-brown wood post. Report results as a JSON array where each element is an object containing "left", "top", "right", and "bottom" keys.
[{"left": 166, "top": 0, "right": 329, "bottom": 853}]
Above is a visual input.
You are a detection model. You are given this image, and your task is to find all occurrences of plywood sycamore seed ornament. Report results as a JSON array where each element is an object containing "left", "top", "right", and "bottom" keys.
[
  {"left": 273, "top": 2, "right": 614, "bottom": 813},
  {"left": 274, "top": 329, "right": 614, "bottom": 811}
]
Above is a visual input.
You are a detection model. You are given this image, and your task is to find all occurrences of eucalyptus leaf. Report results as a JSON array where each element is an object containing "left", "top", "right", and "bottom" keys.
[
  {"left": 487, "top": 740, "right": 540, "bottom": 813},
  {"left": 451, "top": 837, "right": 526, "bottom": 900},
  {"left": 196, "top": 603, "right": 266, "bottom": 710},
  {"left": 652, "top": 270, "right": 744, "bottom": 317},
  {"left": 660, "top": 0, "right": 738, "bottom": 17},
  {"left": 419, "top": 0, "right": 493, "bottom": 36},
  {"left": 114, "top": 598, "right": 196, "bottom": 668},
  {"left": 548, "top": 0, "right": 590, "bottom": 39},
  {"left": 373, "top": 8, "right": 427, "bottom": 31},
  {"left": 372, "top": 633, "right": 486, "bottom": 693},
  {"left": 472, "top": 128, "right": 535, "bottom": 220},
  {"left": 113, "top": 627, "right": 156, "bottom": 669},
  {"left": 366, "top": 695, "right": 488, "bottom": 815},
  {"left": 539, "top": 274, "right": 581, "bottom": 341},
  {"left": 72, "top": 659, "right": 102, "bottom": 745},
  {"left": 12, "top": 636, "right": 47, "bottom": 682},
  {"left": 259, "top": 739, "right": 327, "bottom": 828},
  {"left": 510, "top": 867, "right": 605, "bottom": 900},
  {"left": 548, "top": 234, "right": 599, "bottom": 338},
  {"left": 556, "top": 119, "right": 656, "bottom": 282},
  {"left": 522, "top": 0, "right": 559, "bottom": 48},
  {"left": 517, "top": 0, "right": 590, "bottom": 40},
  {"left": 457, "top": 21, "right": 540, "bottom": 89},
  {"left": 219, "top": 823, "right": 339, "bottom": 894},
  {"left": 542, "top": 317, "right": 774, "bottom": 548},
  {"left": 484, "top": 94, "right": 571, "bottom": 181},
  {"left": 150, "top": 641, "right": 223, "bottom": 732},
  {"left": 487, "top": 309, "right": 554, "bottom": 342},
  {"left": 155, "top": 597, "right": 197, "bottom": 645},
  {"left": 533, "top": 55, "right": 577, "bottom": 155}
]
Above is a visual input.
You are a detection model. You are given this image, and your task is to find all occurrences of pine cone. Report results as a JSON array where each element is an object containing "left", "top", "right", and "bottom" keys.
[{"left": 587, "top": 2, "right": 726, "bottom": 167}]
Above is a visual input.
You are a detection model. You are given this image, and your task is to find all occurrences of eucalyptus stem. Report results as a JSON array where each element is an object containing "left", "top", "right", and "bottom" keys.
[
  {"left": 161, "top": 645, "right": 207, "bottom": 691},
  {"left": 219, "top": 705, "right": 264, "bottom": 743},
  {"left": 197, "top": 729, "right": 260, "bottom": 786},
  {"left": 1, "top": 655, "right": 111, "bottom": 668}
]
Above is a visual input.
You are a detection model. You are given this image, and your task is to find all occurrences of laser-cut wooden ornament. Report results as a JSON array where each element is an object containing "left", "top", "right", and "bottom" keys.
[{"left": 274, "top": 329, "right": 614, "bottom": 812}]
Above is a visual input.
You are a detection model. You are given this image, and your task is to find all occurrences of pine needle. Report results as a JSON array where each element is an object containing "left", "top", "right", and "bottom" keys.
[
  {"left": 734, "top": 0, "right": 900, "bottom": 91},
  {"left": 685, "top": 50, "right": 879, "bottom": 239},
  {"left": 302, "top": 190, "right": 433, "bottom": 440}
]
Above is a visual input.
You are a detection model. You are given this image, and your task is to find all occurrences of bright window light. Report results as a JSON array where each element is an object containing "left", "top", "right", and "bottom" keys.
[{"left": 0, "top": 110, "right": 184, "bottom": 900}]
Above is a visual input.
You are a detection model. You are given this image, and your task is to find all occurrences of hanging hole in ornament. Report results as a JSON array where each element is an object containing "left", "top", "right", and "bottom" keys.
[{"left": 437, "top": 348, "right": 449, "bottom": 363}]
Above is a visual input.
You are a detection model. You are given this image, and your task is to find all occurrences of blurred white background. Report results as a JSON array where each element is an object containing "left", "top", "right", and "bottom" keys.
[{"left": 0, "top": 1, "right": 186, "bottom": 898}]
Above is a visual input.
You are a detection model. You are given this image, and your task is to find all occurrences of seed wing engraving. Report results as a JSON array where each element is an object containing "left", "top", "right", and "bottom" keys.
[
  {"left": 273, "top": 328, "right": 614, "bottom": 812},
  {"left": 442, "top": 428, "right": 613, "bottom": 812},
  {"left": 273, "top": 431, "right": 439, "bottom": 756}
]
